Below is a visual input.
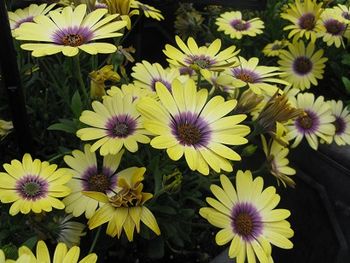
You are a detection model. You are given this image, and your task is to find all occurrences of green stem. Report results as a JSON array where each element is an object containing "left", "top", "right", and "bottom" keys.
[
  {"left": 88, "top": 226, "right": 102, "bottom": 254},
  {"left": 73, "top": 55, "right": 89, "bottom": 103}
]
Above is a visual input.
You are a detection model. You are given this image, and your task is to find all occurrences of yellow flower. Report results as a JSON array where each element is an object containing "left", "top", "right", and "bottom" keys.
[
  {"left": 77, "top": 91, "right": 150, "bottom": 155},
  {"left": 332, "top": 4, "right": 350, "bottom": 39},
  {"left": 228, "top": 56, "right": 289, "bottom": 95},
  {"left": 17, "top": 240, "right": 97, "bottom": 263},
  {"left": 286, "top": 93, "right": 335, "bottom": 150},
  {"left": 8, "top": 3, "right": 56, "bottom": 31},
  {"left": 281, "top": 0, "right": 323, "bottom": 43},
  {"left": 317, "top": 8, "right": 349, "bottom": 48},
  {"left": 262, "top": 40, "right": 290, "bottom": 57},
  {"left": 216, "top": 11, "right": 264, "bottom": 39},
  {"left": 0, "top": 154, "right": 72, "bottom": 215},
  {"left": 89, "top": 65, "right": 120, "bottom": 99},
  {"left": 163, "top": 36, "right": 239, "bottom": 75},
  {"left": 131, "top": 60, "right": 180, "bottom": 92},
  {"left": 262, "top": 136, "right": 296, "bottom": 187},
  {"left": 137, "top": 79, "right": 250, "bottom": 175},
  {"left": 86, "top": 167, "right": 161, "bottom": 241},
  {"left": 14, "top": 4, "right": 127, "bottom": 57},
  {"left": 106, "top": 84, "right": 153, "bottom": 101},
  {"left": 278, "top": 40, "right": 327, "bottom": 90},
  {"left": 328, "top": 100, "right": 350, "bottom": 146},
  {"left": 200, "top": 171, "right": 293, "bottom": 262},
  {"left": 131, "top": 1, "right": 164, "bottom": 21},
  {"left": 103, "top": 0, "right": 139, "bottom": 29},
  {"left": 63, "top": 144, "right": 124, "bottom": 218}
]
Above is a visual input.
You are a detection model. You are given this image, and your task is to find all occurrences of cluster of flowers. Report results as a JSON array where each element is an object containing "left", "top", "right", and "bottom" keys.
[{"left": 0, "top": 0, "right": 349, "bottom": 263}]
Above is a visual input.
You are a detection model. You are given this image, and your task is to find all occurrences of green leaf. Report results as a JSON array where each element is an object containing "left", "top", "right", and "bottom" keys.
[
  {"left": 71, "top": 90, "right": 83, "bottom": 118},
  {"left": 341, "top": 54, "right": 350, "bottom": 66},
  {"left": 341, "top": 77, "right": 350, "bottom": 94},
  {"left": 151, "top": 205, "right": 177, "bottom": 215},
  {"left": 21, "top": 236, "right": 38, "bottom": 250},
  {"left": 47, "top": 119, "right": 77, "bottom": 134}
]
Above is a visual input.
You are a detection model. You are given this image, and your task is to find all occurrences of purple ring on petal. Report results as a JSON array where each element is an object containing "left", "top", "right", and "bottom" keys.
[
  {"left": 231, "top": 68, "right": 261, "bottom": 83},
  {"left": 13, "top": 16, "right": 34, "bottom": 29},
  {"left": 184, "top": 55, "right": 216, "bottom": 69},
  {"left": 51, "top": 26, "right": 94, "bottom": 46},
  {"left": 334, "top": 116, "right": 346, "bottom": 135},
  {"left": 16, "top": 175, "right": 48, "bottom": 200},
  {"left": 105, "top": 114, "right": 137, "bottom": 138},
  {"left": 151, "top": 78, "right": 171, "bottom": 91},
  {"left": 170, "top": 112, "right": 211, "bottom": 147},
  {"left": 231, "top": 202, "right": 263, "bottom": 241}
]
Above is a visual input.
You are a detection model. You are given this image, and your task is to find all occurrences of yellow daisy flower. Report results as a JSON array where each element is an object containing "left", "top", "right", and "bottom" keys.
[
  {"left": 63, "top": 144, "right": 124, "bottom": 218},
  {"left": 103, "top": 0, "right": 139, "bottom": 29},
  {"left": 106, "top": 84, "right": 153, "bottom": 101},
  {"left": 286, "top": 93, "right": 335, "bottom": 150},
  {"left": 201, "top": 70, "right": 238, "bottom": 94},
  {"left": 216, "top": 11, "right": 264, "bottom": 39},
  {"left": 8, "top": 3, "right": 56, "bottom": 31},
  {"left": 200, "top": 171, "right": 294, "bottom": 262},
  {"left": 262, "top": 40, "right": 290, "bottom": 57},
  {"left": 333, "top": 4, "right": 350, "bottom": 39},
  {"left": 163, "top": 36, "right": 239, "bottom": 75},
  {"left": 14, "top": 4, "right": 127, "bottom": 57},
  {"left": 278, "top": 40, "right": 328, "bottom": 90},
  {"left": 137, "top": 79, "right": 250, "bottom": 175},
  {"left": 131, "top": 0, "right": 164, "bottom": 21},
  {"left": 86, "top": 167, "right": 161, "bottom": 241},
  {"left": 262, "top": 136, "right": 296, "bottom": 187},
  {"left": 281, "top": 0, "right": 323, "bottom": 43},
  {"left": 52, "top": 214, "right": 86, "bottom": 247},
  {"left": 76, "top": 91, "right": 150, "bottom": 156},
  {"left": 317, "top": 8, "right": 349, "bottom": 48},
  {"left": 0, "top": 154, "right": 71, "bottom": 215},
  {"left": 328, "top": 100, "right": 350, "bottom": 146},
  {"left": 228, "top": 56, "right": 289, "bottom": 95},
  {"left": 17, "top": 240, "right": 97, "bottom": 263},
  {"left": 131, "top": 60, "right": 180, "bottom": 92}
]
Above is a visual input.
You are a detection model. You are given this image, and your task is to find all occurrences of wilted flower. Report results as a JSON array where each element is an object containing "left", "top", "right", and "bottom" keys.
[
  {"left": 256, "top": 92, "right": 303, "bottom": 133},
  {"left": 89, "top": 65, "right": 120, "bottom": 99},
  {"left": 0, "top": 120, "right": 13, "bottom": 139}
]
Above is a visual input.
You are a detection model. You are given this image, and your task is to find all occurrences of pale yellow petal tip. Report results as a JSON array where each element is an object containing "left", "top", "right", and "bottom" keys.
[{"left": 82, "top": 191, "right": 109, "bottom": 203}]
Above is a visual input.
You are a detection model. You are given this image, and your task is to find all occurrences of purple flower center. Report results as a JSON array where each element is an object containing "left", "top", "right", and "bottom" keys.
[
  {"left": 179, "top": 67, "right": 195, "bottom": 76},
  {"left": 52, "top": 26, "right": 93, "bottom": 46},
  {"left": 13, "top": 16, "right": 34, "bottom": 29},
  {"left": 298, "top": 13, "right": 316, "bottom": 30},
  {"left": 334, "top": 116, "right": 346, "bottom": 135},
  {"left": 293, "top": 56, "right": 312, "bottom": 75},
  {"left": 81, "top": 166, "right": 116, "bottom": 192},
  {"left": 171, "top": 112, "right": 211, "bottom": 147},
  {"left": 230, "top": 19, "right": 250, "bottom": 31},
  {"left": 296, "top": 110, "right": 320, "bottom": 134},
  {"left": 151, "top": 78, "right": 171, "bottom": 91},
  {"left": 185, "top": 55, "right": 215, "bottom": 69},
  {"left": 324, "top": 19, "right": 346, "bottom": 36},
  {"left": 231, "top": 202, "right": 263, "bottom": 241},
  {"left": 231, "top": 68, "right": 260, "bottom": 83},
  {"left": 16, "top": 175, "right": 48, "bottom": 200},
  {"left": 105, "top": 114, "right": 137, "bottom": 138}
]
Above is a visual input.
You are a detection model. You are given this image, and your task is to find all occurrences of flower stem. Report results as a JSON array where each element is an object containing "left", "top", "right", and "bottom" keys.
[
  {"left": 73, "top": 55, "right": 89, "bottom": 103},
  {"left": 88, "top": 226, "right": 102, "bottom": 254}
]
